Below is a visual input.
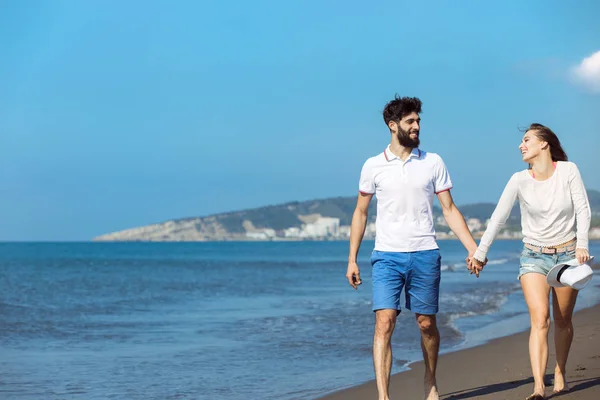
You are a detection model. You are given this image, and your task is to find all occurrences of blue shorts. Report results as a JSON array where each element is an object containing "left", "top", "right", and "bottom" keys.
[
  {"left": 519, "top": 246, "right": 577, "bottom": 279},
  {"left": 371, "top": 249, "right": 442, "bottom": 315}
]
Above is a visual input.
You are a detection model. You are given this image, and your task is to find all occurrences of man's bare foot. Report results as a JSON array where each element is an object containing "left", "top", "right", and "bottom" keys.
[
  {"left": 424, "top": 375, "right": 439, "bottom": 400},
  {"left": 553, "top": 367, "right": 570, "bottom": 393}
]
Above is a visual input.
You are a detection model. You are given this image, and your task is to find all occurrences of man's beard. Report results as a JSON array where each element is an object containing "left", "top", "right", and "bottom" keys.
[{"left": 397, "top": 126, "right": 420, "bottom": 148}]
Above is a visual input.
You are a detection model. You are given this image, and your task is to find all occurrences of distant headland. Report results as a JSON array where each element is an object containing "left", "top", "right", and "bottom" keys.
[{"left": 93, "top": 190, "right": 600, "bottom": 242}]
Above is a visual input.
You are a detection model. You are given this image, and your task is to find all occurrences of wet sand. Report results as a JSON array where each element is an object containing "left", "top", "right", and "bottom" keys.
[{"left": 318, "top": 301, "right": 600, "bottom": 399}]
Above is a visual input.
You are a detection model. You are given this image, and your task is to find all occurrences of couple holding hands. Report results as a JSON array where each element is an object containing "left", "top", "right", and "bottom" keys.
[{"left": 346, "top": 96, "right": 592, "bottom": 400}]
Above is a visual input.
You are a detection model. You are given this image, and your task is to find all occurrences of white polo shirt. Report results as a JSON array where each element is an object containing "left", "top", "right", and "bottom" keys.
[{"left": 359, "top": 146, "right": 453, "bottom": 252}]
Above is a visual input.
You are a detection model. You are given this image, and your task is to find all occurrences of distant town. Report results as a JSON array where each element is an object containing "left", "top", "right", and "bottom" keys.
[{"left": 244, "top": 215, "right": 600, "bottom": 241}]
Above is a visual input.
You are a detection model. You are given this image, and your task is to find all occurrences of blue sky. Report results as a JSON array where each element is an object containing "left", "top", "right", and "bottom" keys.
[{"left": 1, "top": 0, "right": 599, "bottom": 241}]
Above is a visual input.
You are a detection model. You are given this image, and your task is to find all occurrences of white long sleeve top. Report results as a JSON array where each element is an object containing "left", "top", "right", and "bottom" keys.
[{"left": 473, "top": 161, "right": 591, "bottom": 263}]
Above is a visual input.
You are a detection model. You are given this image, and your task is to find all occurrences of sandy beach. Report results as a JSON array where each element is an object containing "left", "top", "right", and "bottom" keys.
[{"left": 318, "top": 300, "right": 600, "bottom": 400}]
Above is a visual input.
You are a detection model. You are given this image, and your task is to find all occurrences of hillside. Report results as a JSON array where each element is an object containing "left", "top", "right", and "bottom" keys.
[{"left": 93, "top": 189, "right": 600, "bottom": 241}]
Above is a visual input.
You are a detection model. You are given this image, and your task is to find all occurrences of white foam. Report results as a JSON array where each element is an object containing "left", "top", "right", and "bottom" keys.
[{"left": 486, "top": 258, "right": 510, "bottom": 265}]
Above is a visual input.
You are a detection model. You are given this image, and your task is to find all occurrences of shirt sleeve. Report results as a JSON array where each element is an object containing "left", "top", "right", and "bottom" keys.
[
  {"left": 359, "top": 160, "right": 375, "bottom": 194},
  {"left": 568, "top": 163, "right": 591, "bottom": 250},
  {"left": 433, "top": 156, "right": 453, "bottom": 194},
  {"left": 473, "top": 173, "right": 519, "bottom": 262}
]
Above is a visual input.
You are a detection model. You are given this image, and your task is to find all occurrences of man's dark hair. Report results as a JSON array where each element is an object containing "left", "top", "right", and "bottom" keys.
[{"left": 382, "top": 96, "right": 422, "bottom": 126}]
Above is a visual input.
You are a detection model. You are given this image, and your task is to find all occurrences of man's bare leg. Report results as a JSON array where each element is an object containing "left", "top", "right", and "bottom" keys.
[
  {"left": 374, "top": 309, "right": 397, "bottom": 400},
  {"left": 416, "top": 313, "right": 440, "bottom": 400}
]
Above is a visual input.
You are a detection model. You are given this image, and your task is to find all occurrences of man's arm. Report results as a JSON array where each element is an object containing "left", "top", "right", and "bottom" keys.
[
  {"left": 346, "top": 192, "right": 373, "bottom": 289},
  {"left": 437, "top": 190, "right": 480, "bottom": 272}
]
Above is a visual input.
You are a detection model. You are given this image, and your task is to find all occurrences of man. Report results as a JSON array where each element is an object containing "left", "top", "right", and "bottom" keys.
[{"left": 346, "top": 96, "right": 482, "bottom": 400}]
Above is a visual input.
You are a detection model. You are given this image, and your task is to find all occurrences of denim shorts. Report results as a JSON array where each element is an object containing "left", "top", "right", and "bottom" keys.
[
  {"left": 519, "top": 246, "right": 577, "bottom": 279},
  {"left": 370, "top": 249, "right": 441, "bottom": 315}
]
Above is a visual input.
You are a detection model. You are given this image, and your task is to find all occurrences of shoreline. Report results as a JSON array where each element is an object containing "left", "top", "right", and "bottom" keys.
[
  {"left": 4, "top": 239, "right": 597, "bottom": 243},
  {"left": 86, "top": 239, "right": 600, "bottom": 245},
  {"left": 316, "top": 302, "right": 600, "bottom": 400}
]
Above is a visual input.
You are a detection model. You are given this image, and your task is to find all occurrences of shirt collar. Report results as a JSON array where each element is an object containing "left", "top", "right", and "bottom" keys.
[{"left": 384, "top": 146, "right": 421, "bottom": 162}]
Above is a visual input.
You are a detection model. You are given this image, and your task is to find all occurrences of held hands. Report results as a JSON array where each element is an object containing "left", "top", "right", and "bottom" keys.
[
  {"left": 466, "top": 255, "right": 487, "bottom": 278},
  {"left": 346, "top": 261, "right": 362, "bottom": 290},
  {"left": 576, "top": 248, "right": 591, "bottom": 265}
]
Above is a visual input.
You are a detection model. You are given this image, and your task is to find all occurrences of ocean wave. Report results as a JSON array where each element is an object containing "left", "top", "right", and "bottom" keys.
[
  {"left": 0, "top": 300, "right": 35, "bottom": 309},
  {"left": 485, "top": 258, "right": 510, "bottom": 265},
  {"left": 441, "top": 263, "right": 464, "bottom": 272},
  {"left": 438, "top": 281, "right": 522, "bottom": 339}
]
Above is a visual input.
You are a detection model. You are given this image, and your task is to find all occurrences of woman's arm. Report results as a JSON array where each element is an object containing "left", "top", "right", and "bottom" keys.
[
  {"left": 569, "top": 163, "right": 591, "bottom": 263},
  {"left": 473, "top": 174, "right": 519, "bottom": 263}
]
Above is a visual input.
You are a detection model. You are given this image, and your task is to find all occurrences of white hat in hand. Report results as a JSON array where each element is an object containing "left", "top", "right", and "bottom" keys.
[{"left": 547, "top": 256, "right": 594, "bottom": 290}]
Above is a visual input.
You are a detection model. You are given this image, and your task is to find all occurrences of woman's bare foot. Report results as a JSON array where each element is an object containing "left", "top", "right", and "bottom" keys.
[
  {"left": 525, "top": 394, "right": 545, "bottom": 400},
  {"left": 553, "top": 367, "right": 570, "bottom": 393},
  {"left": 525, "top": 383, "right": 545, "bottom": 400}
]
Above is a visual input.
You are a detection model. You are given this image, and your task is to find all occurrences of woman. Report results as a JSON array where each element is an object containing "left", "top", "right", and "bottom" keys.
[{"left": 470, "top": 123, "right": 591, "bottom": 400}]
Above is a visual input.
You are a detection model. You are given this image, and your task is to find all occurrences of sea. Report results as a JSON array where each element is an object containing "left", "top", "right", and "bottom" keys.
[{"left": 1, "top": 240, "right": 600, "bottom": 400}]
